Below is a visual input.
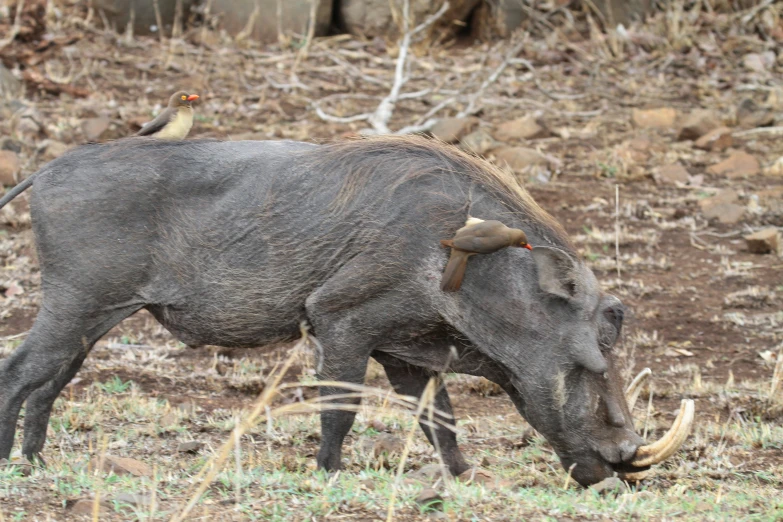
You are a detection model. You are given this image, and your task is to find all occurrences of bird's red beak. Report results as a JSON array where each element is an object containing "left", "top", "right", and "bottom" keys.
[
  {"left": 524, "top": 244, "right": 533, "bottom": 250},
  {"left": 187, "top": 94, "right": 200, "bottom": 101}
]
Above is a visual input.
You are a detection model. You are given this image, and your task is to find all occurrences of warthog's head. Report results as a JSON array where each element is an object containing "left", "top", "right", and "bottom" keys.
[{"left": 441, "top": 238, "right": 693, "bottom": 486}]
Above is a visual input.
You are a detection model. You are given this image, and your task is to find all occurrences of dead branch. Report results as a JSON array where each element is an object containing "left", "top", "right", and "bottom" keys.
[
  {"left": 0, "top": 0, "right": 26, "bottom": 50},
  {"left": 458, "top": 40, "right": 526, "bottom": 118},
  {"left": 314, "top": 0, "right": 450, "bottom": 134},
  {"left": 509, "top": 57, "right": 589, "bottom": 101}
]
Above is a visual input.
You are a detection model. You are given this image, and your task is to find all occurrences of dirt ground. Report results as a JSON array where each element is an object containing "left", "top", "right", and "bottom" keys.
[{"left": 1, "top": 1, "right": 782, "bottom": 521}]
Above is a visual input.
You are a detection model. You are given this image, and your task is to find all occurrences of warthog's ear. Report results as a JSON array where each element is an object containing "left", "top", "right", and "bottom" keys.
[{"left": 531, "top": 247, "right": 579, "bottom": 300}]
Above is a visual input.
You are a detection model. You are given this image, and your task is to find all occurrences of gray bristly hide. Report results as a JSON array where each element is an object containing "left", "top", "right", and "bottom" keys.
[{"left": 0, "top": 135, "right": 646, "bottom": 486}]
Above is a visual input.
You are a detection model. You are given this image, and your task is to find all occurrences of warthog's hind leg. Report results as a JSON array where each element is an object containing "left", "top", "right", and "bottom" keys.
[{"left": 0, "top": 302, "right": 141, "bottom": 462}]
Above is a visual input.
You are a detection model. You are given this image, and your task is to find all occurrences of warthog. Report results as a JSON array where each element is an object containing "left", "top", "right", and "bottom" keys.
[{"left": 0, "top": 136, "right": 693, "bottom": 486}]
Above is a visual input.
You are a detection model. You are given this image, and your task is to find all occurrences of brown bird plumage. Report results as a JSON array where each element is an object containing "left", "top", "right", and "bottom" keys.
[
  {"left": 440, "top": 218, "right": 533, "bottom": 292},
  {"left": 135, "top": 91, "right": 199, "bottom": 139}
]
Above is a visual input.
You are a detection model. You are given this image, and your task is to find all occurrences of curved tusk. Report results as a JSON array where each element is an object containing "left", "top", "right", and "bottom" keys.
[
  {"left": 630, "top": 399, "right": 695, "bottom": 468},
  {"left": 625, "top": 367, "right": 651, "bottom": 411},
  {"left": 618, "top": 469, "right": 651, "bottom": 482}
]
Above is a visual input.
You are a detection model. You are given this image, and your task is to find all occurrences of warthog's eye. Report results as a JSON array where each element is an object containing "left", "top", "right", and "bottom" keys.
[{"left": 603, "top": 306, "right": 624, "bottom": 332}]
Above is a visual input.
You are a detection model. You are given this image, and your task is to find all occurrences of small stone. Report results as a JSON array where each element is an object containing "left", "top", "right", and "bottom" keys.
[
  {"left": 703, "top": 203, "right": 745, "bottom": 225},
  {"left": 764, "top": 157, "right": 783, "bottom": 177},
  {"left": 694, "top": 127, "right": 733, "bottom": 151},
  {"left": 39, "top": 140, "right": 70, "bottom": 160},
  {"left": 494, "top": 115, "right": 549, "bottom": 141},
  {"left": 457, "top": 468, "right": 495, "bottom": 487},
  {"left": 82, "top": 116, "right": 111, "bottom": 142},
  {"left": 707, "top": 151, "right": 760, "bottom": 178},
  {"left": 744, "top": 228, "right": 781, "bottom": 256},
  {"left": 743, "top": 52, "right": 769, "bottom": 73},
  {"left": 430, "top": 117, "right": 479, "bottom": 144},
  {"left": 588, "top": 476, "right": 628, "bottom": 496},
  {"left": 409, "top": 463, "right": 446, "bottom": 481},
  {"left": 460, "top": 129, "right": 501, "bottom": 155},
  {"left": 415, "top": 488, "right": 444, "bottom": 511},
  {"left": 0, "top": 137, "right": 23, "bottom": 153},
  {"left": 369, "top": 419, "right": 388, "bottom": 432},
  {"left": 655, "top": 164, "right": 689, "bottom": 185},
  {"left": 159, "top": 411, "right": 178, "bottom": 428},
  {"left": 736, "top": 98, "right": 775, "bottom": 129},
  {"left": 757, "top": 187, "right": 783, "bottom": 205},
  {"left": 699, "top": 189, "right": 738, "bottom": 211},
  {"left": 492, "top": 146, "right": 548, "bottom": 171},
  {"left": 0, "top": 150, "right": 21, "bottom": 186},
  {"left": 16, "top": 117, "right": 41, "bottom": 136},
  {"left": 372, "top": 433, "right": 403, "bottom": 458},
  {"left": 70, "top": 498, "right": 111, "bottom": 515},
  {"left": 112, "top": 492, "right": 153, "bottom": 507},
  {"left": 678, "top": 109, "right": 719, "bottom": 140},
  {"left": 632, "top": 108, "right": 677, "bottom": 129},
  {"left": 177, "top": 441, "right": 204, "bottom": 453},
  {"left": 93, "top": 455, "right": 153, "bottom": 477}
]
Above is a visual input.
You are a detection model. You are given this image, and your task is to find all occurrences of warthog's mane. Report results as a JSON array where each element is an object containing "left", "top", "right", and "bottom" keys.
[{"left": 299, "top": 134, "right": 575, "bottom": 251}]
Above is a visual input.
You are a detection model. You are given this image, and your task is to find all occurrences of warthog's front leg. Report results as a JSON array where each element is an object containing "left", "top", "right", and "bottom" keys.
[{"left": 375, "top": 353, "right": 470, "bottom": 476}]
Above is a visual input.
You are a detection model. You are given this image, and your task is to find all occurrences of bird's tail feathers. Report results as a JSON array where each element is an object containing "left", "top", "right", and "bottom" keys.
[{"left": 441, "top": 251, "right": 469, "bottom": 292}]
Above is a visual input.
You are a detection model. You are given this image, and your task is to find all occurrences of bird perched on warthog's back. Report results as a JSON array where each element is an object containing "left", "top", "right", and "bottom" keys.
[
  {"left": 440, "top": 217, "right": 533, "bottom": 292},
  {"left": 135, "top": 91, "right": 199, "bottom": 139}
]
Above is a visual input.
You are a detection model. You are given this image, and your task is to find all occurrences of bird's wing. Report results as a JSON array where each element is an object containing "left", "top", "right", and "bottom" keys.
[
  {"left": 450, "top": 234, "right": 510, "bottom": 254},
  {"left": 135, "top": 108, "right": 174, "bottom": 136}
]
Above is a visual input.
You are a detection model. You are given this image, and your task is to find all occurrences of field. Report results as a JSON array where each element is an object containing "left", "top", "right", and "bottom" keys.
[{"left": 1, "top": 1, "right": 783, "bottom": 520}]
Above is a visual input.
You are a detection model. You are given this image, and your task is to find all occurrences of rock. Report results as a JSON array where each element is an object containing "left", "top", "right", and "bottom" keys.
[
  {"left": 0, "top": 137, "right": 23, "bottom": 153},
  {"left": 736, "top": 99, "right": 775, "bottom": 129},
  {"left": 212, "top": 0, "right": 332, "bottom": 42},
  {"left": 588, "top": 477, "right": 628, "bottom": 496},
  {"left": 457, "top": 468, "right": 495, "bottom": 487},
  {"left": 460, "top": 129, "right": 501, "bottom": 155},
  {"left": 703, "top": 203, "right": 745, "bottom": 225},
  {"left": 678, "top": 109, "right": 719, "bottom": 140},
  {"left": 0, "top": 63, "right": 23, "bottom": 99},
  {"left": 694, "top": 127, "right": 733, "bottom": 151},
  {"left": 0, "top": 150, "right": 21, "bottom": 186},
  {"left": 159, "top": 411, "right": 178, "bottom": 428},
  {"left": 430, "top": 117, "right": 479, "bottom": 144},
  {"left": 591, "top": 0, "right": 651, "bottom": 26},
  {"left": 707, "top": 151, "right": 760, "bottom": 178},
  {"left": 699, "top": 188, "right": 738, "bottom": 212},
  {"left": 15, "top": 116, "right": 41, "bottom": 136},
  {"left": 372, "top": 433, "right": 403, "bottom": 458},
  {"left": 632, "top": 108, "right": 677, "bottom": 129},
  {"left": 744, "top": 228, "right": 781, "bottom": 256},
  {"left": 91, "top": 0, "right": 196, "bottom": 36},
  {"left": 655, "top": 164, "right": 689, "bottom": 185},
  {"left": 494, "top": 115, "right": 549, "bottom": 142},
  {"left": 765, "top": 157, "right": 783, "bottom": 177},
  {"left": 409, "top": 463, "right": 446, "bottom": 481},
  {"left": 338, "top": 0, "right": 480, "bottom": 40},
  {"left": 743, "top": 52, "right": 771, "bottom": 73},
  {"left": 757, "top": 187, "right": 783, "bottom": 205},
  {"left": 39, "top": 140, "right": 70, "bottom": 160},
  {"left": 471, "top": 0, "right": 527, "bottom": 41},
  {"left": 369, "top": 419, "right": 388, "bottom": 432},
  {"left": 93, "top": 455, "right": 153, "bottom": 477},
  {"left": 112, "top": 492, "right": 153, "bottom": 507},
  {"left": 81, "top": 116, "right": 111, "bottom": 142},
  {"left": 70, "top": 498, "right": 111, "bottom": 515},
  {"left": 415, "top": 488, "right": 444, "bottom": 511},
  {"left": 492, "top": 146, "right": 549, "bottom": 171},
  {"left": 177, "top": 441, "right": 204, "bottom": 453}
]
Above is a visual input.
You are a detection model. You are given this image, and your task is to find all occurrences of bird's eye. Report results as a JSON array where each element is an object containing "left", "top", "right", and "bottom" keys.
[{"left": 181, "top": 95, "right": 187, "bottom": 100}]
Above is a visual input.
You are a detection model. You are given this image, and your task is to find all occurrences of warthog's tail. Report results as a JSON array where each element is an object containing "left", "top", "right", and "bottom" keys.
[{"left": 0, "top": 174, "right": 36, "bottom": 210}]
